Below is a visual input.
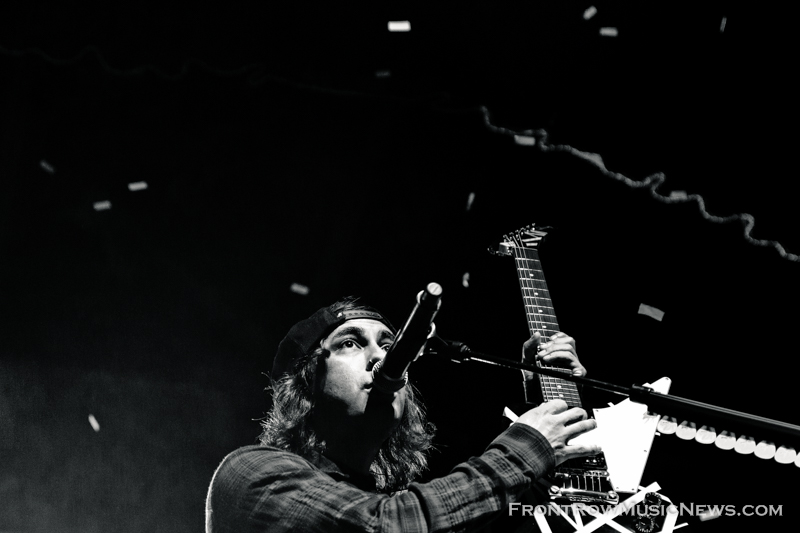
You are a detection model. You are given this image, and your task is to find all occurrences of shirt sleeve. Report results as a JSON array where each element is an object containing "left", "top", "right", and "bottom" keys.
[{"left": 206, "top": 423, "right": 554, "bottom": 533}]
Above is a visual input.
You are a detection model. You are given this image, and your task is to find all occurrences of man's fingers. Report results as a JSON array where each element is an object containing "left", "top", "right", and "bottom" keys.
[
  {"left": 563, "top": 443, "right": 602, "bottom": 460},
  {"left": 522, "top": 333, "right": 544, "bottom": 361},
  {"left": 564, "top": 417, "right": 597, "bottom": 438},
  {"left": 539, "top": 399, "right": 569, "bottom": 414},
  {"left": 555, "top": 407, "right": 590, "bottom": 426},
  {"left": 537, "top": 351, "right": 577, "bottom": 365}
]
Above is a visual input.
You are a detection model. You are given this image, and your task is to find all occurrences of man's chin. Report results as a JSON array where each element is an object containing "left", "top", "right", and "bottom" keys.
[{"left": 364, "top": 392, "right": 404, "bottom": 424}]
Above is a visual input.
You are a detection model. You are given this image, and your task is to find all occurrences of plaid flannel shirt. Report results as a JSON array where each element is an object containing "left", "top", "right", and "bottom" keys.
[{"left": 206, "top": 423, "right": 554, "bottom": 533}]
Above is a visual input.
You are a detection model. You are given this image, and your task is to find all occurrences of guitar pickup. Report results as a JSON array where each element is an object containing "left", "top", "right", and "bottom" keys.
[{"left": 549, "top": 470, "right": 619, "bottom": 505}]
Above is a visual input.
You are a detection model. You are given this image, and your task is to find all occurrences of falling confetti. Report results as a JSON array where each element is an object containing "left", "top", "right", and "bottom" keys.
[
  {"left": 698, "top": 508, "right": 723, "bottom": 522},
  {"left": 583, "top": 6, "right": 597, "bottom": 20},
  {"left": 466, "top": 192, "right": 475, "bottom": 211},
  {"left": 290, "top": 283, "right": 310, "bottom": 295},
  {"left": 93, "top": 200, "right": 112, "bottom": 211},
  {"left": 599, "top": 27, "right": 619, "bottom": 37},
  {"left": 638, "top": 303, "right": 664, "bottom": 321},
  {"left": 462, "top": 272, "right": 470, "bottom": 288},
  {"left": 720, "top": 17, "right": 727, "bottom": 33},
  {"left": 39, "top": 160, "right": 55, "bottom": 174},
  {"left": 375, "top": 70, "right": 391, "bottom": 78},
  {"left": 128, "top": 181, "right": 148, "bottom": 191},
  {"left": 88, "top": 414, "right": 100, "bottom": 432},
  {"left": 669, "top": 190, "right": 687, "bottom": 199},
  {"left": 388, "top": 21, "right": 411, "bottom": 32},
  {"left": 513, "top": 135, "right": 536, "bottom": 146}
]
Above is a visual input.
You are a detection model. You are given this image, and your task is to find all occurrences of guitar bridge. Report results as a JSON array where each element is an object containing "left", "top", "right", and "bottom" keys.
[{"left": 548, "top": 453, "right": 619, "bottom": 505}]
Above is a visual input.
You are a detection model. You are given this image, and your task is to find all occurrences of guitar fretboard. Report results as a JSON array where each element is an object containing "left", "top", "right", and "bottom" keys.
[{"left": 513, "top": 245, "right": 582, "bottom": 408}]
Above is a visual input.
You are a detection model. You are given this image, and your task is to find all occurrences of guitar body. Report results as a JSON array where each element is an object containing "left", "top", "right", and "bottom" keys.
[{"left": 495, "top": 224, "right": 619, "bottom": 506}]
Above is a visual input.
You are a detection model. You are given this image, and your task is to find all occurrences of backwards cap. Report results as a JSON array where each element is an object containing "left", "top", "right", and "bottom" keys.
[{"left": 271, "top": 300, "right": 396, "bottom": 381}]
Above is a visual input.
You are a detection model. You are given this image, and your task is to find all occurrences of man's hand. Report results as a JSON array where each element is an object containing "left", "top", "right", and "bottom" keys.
[
  {"left": 516, "top": 399, "right": 600, "bottom": 465},
  {"left": 522, "top": 332, "right": 586, "bottom": 379}
]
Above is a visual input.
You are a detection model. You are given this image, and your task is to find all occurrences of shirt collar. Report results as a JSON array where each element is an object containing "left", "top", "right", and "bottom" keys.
[{"left": 309, "top": 451, "right": 378, "bottom": 492}]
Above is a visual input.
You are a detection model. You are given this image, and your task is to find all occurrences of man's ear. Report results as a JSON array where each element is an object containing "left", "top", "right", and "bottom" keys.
[{"left": 309, "top": 348, "right": 329, "bottom": 396}]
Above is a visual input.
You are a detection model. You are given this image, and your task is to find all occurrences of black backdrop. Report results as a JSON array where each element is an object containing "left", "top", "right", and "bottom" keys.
[{"left": 1, "top": 2, "right": 798, "bottom": 531}]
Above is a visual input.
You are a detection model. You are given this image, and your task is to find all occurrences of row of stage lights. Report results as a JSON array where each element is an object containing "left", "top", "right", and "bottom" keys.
[{"left": 656, "top": 417, "right": 800, "bottom": 467}]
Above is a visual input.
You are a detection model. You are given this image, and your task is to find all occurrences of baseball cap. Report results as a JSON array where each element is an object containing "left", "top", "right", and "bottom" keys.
[{"left": 271, "top": 300, "right": 396, "bottom": 381}]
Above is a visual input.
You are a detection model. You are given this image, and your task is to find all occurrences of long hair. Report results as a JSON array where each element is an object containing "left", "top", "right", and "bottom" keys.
[{"left": 259, "top": 302, "right": 436, "bottom": 493}]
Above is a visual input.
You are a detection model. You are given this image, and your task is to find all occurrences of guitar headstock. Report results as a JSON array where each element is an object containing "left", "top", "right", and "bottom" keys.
[{"left": 490, "top": 223, "right": 550, "bottom": 256}]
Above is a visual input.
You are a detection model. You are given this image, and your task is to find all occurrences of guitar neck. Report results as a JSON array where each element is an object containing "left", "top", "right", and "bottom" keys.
[{"left": 513, "top": 246, "right": 583, "bottom": 409}]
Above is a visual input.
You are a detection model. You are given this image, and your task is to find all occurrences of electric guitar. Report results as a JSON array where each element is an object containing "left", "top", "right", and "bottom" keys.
[{"left": 493, "top": 223, "right": 619, "bottom": 506}]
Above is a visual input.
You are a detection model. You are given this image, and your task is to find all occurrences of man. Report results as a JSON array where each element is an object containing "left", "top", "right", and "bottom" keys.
[{"left": 206, "top": 297, "right": 598, "bottom": 532}]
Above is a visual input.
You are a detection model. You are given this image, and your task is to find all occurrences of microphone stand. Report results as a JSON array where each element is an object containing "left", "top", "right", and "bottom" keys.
[{"left": 424, "top": 336, "right": 800, "bottom": 452}]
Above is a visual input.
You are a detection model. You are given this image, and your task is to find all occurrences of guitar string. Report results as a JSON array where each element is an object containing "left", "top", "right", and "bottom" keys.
[
  {"left": 514, "top": 243, "right": 581, "bottom": 407},
  {"left": 518, "top": 248, "right": 568, "bottom": 405},
  {"left": 523, "top": 250, "right": 577, "bottom": 406},
  {"left": 523, "top": 246, "right": 581, "bottom": 407}
]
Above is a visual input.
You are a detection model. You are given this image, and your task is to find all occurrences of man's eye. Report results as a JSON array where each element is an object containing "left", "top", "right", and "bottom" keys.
[
  {"left": 341, "top": 340, "right": 359, "bottom": 349},
  {"left": 381, "top": 344, "right": 392, "bottom": 352}
]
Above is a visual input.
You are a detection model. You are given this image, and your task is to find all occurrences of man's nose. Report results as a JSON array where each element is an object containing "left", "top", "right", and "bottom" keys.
[{"left": 366, "top": 343, "right": 386, "bottom": 368}]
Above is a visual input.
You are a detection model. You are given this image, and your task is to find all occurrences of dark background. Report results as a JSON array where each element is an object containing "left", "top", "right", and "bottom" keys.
[{"left": 1, "top": 2, "right": 797, "bottom": 531}]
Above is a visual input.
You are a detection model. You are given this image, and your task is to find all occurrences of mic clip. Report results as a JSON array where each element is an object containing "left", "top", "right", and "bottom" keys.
[
  {"left": 370, "top": 360, "right": 408, "bottom": 389},
  {"left": 424, "top": 335, "right": 471, "bottom": 363}
]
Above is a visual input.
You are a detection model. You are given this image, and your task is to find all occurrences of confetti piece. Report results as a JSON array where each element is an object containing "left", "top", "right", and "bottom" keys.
[
  {"left": 375, "top": 70, "right": 391, "bottom": 78},
  {"left": 503, "top": 406, "right": 519, "bottom": 422},
  {"left": 466, "top": 192, "right": 475, "bottom": 211},
  {"left": 462, "top": 272, "right": 470, "bottom": 288},
  {"left": 39, "top": 160, "right": 55, "bottom": 174},
  {"left": 638, "top": 303, "right": 664, "bottom": 321},
  {"left": 669, "top": 190, "right": 687, "bottom": 199},
  {"left": 388, "top": 21, "right": 411, "bottom": 32},
  {"left": 290, "top": 283, "right": 309, "bottom": 295},
  {"left": 698, "top": 509, "right": 722, "bottom": 522},
  {"left": 583, "top": 6, "right": 597, "bottom": 20},
  {"left": 599, "top": 27, "right": 618, "bottom": 37},
  {"left": 88, "top": 414, "right": 100, "bottom": 432},
  {"left": 93, "top": 200, "right": 112, "bottom": 211},
  {"left": 128, "top": 181, "right": 148, "bottom": 191},
  {"left": 720, "top": 17, "right": 727, "bottom": 33},
  {"left": 513, "top": 135, "right": 536, "bottom": 146}
]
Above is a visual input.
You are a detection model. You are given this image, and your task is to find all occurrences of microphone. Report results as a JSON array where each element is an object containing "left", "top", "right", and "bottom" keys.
[{"left": 371, "top": 282, "right": 442, "bottom": 393}]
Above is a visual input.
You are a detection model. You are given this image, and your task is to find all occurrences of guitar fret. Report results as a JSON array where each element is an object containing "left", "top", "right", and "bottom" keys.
[
  {"left": 524, "top": 298, "right": 552, "bottom": 304},
  {"left": 526, "top": 312, "right": 557, "bottom": 319},
  {"left": 523, "top": 298, "right": 553, "bottom": 305},
  {"left": 541, "top": 385, "right": 580, "bottom": 393},
  {"left": 541, "top": 388, "right": 580, "bottom": 396}
]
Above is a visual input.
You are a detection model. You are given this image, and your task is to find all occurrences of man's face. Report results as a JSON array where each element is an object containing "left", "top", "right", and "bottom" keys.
[{"left": 317, "top": 318, "right": 406, "bottom": 429}]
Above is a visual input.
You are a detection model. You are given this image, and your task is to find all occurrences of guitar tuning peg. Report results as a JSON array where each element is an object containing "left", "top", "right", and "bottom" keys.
[
  {"left": 774, "top": 446, "right": 797, "bottom": 465},
  {"left": 714, "top": 431, "right": 737, "bottom": 450},
  {"left": 676, "top": 421, "right": 697, "bottom": 440},
  {"left": 734, "top": 436, "right": 756, "bottom": 455},
  {"left": 695, "top": 426, "right": 716, "bottom": 444},
  {"left": 754, "top": 441, "right": 776, "bottom": 460},
  {"left": 656, "top": 416, "right": 677, "bottom": 435}
]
